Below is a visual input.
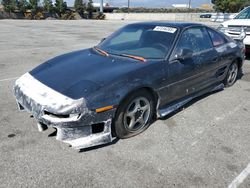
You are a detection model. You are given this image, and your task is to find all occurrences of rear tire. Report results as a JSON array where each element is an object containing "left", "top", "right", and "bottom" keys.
[
  {"left": 223, "top": 61, "right": 239, "bottom": 87},
  {"left": 114, "top": 90, "right": 155, "bottom": 139}
]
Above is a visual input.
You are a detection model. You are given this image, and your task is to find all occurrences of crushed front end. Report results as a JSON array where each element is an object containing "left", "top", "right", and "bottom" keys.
[{"left": 13, "top": 73, "right": 116, "bottom": 150}]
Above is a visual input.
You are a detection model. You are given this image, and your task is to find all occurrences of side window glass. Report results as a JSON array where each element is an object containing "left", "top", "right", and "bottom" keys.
[
  {"left": 207, "top": 28, "right": 226, "bottom": 47},
  {"left": 173, "top": 27, "right": 213, "bottom": 55}
]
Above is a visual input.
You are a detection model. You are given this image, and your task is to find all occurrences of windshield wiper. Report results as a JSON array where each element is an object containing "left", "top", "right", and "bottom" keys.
[
  {"left": 93, "top": 46, "right": 109, "bottom": 57},
  {"left": 120, "top": 54, "right": 146, "bottom": 62}
]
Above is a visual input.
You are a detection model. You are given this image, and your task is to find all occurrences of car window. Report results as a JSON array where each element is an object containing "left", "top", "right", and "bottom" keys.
[
  {"left": 235, "top": 7, "right": 250, "bottom": 19},
  {"left": 99, "top": 24, "right": 178, "bottom": 59},
  {"left": 174, "top": 27, "right": 213, "bottom": 54},
  {"left": 110, "top": 29, "right": 143, "bottom": 45},
  {"left": 207, "top": 28, "right": 226, "bottom": 47}
]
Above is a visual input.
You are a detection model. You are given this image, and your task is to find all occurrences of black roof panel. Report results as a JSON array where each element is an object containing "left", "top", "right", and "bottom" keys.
[{"left": 129, "top": 21, "right": 204, "bottom": 29}]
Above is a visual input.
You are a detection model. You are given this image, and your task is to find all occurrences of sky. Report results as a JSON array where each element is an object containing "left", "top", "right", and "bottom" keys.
[{"left": 67, "top": 0, "right": 212, "bottom": 8}]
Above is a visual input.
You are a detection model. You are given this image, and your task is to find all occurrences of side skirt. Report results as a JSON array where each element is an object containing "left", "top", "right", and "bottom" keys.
[{"left": 158, "top": 83, "right": 224, "bottom": 118}]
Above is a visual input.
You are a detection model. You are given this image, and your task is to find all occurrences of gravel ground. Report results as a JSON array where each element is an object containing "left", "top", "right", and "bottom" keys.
[{"left": 0, "top": 20, "right": 250, "bottom": 188}]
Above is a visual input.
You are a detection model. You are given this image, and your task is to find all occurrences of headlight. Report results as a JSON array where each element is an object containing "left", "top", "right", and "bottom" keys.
[
  {"left": 217, "top": 24, "right": 224, "bottom": 30},
  {"left": 44, "top": 110, "right": 81, "bottom": 120},
  {"left": 239, "top": 27, "right": 246, "bottom": 40},
  {"left": 218, "top": 25, "right": 228, "bottom": 34},
  {"left": 217, "top": 24, "right": 228, "bottom": 33}
]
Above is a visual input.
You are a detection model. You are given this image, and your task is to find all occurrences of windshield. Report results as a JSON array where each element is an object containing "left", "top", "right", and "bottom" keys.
[
  {"left": 98, "top": 24, "right": 178, "bottom": 59},
  {"left": 235, "top": 7, "right": 250, "bottom": 19}
]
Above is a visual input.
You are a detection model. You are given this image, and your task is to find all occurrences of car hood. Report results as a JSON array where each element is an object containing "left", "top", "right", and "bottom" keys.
[
  {"left": 222, "top": 19, "right": 250, "bottom": 27},
  {"left": 30, "top": 48, "right": 146, "bottom": 99}
]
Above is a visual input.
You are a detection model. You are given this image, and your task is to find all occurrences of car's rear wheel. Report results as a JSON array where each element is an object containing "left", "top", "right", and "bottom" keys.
[
  {"left": 224, "top": 61, "right": 239, "bottom": 87},
  {"left": 114, "top": 90, "right": 155, "bottom": 139}
]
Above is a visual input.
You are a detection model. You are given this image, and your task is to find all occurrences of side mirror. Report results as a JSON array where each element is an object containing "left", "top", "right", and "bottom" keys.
[{"left": 174, "top": 48, "right": 193, "bottom": 62}]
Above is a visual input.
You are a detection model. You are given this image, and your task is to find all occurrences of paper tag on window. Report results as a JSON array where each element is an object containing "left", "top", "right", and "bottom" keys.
[{"left": 153, "top": 26, "right": 177, "bottom": 33}]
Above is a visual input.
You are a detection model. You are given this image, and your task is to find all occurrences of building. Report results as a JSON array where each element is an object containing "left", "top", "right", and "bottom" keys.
[
  {"left": 0, "top": 4, "right": 3, "bottom": 11},
  {"left": 200, "top": 4, "right": 213, "bottom": 10},
  {"left": 93, "top": 3, "right": 117, "bottom": 13},
  {"left": 172, "top": 4, "right": 191, "bottom": 9},
  {"left": 93, "top": 3, "right": 107, "bottom": 8}
]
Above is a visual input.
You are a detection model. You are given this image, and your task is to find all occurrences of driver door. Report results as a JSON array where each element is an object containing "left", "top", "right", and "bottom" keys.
[{"left": 163, "top": 26, "right": 216, "bottom": 104}]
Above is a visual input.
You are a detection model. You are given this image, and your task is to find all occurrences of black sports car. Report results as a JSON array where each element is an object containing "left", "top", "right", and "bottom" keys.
[
  {"left": 14, "top": 22, "right": 245, "bottom": 150},
  {"left": 200, "top": 14, "right": 212, "bottom": 18}
]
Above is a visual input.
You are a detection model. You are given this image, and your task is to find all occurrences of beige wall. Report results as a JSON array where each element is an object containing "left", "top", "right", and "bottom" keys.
[{"left": 104, "top": 13, "right": 210, "bottom": 22}]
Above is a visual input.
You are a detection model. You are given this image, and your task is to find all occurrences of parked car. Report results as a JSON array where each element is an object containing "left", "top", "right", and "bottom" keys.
[
  {"left": 13, "top": 22, "right": 245, "bottom": 150},
  {"left": 219, "top": 6, "right": 250, "bottom": 53},
  {"left": 200, "top": 13, "right": 212, "bottom": 18}
]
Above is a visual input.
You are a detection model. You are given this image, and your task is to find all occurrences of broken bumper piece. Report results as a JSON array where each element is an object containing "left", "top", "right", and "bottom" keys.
[{"left": 13, "top": 73, "right": 116, "bottom": 150}]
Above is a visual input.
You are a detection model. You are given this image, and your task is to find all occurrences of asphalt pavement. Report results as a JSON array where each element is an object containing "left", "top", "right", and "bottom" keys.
[{"left": 0, "top": 20, "right": 250, "bottom": 188}]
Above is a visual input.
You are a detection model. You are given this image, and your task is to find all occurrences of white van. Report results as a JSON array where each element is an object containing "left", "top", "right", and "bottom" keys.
[{"left": 220, "top": 6, "right": 250, "bottom": 52}]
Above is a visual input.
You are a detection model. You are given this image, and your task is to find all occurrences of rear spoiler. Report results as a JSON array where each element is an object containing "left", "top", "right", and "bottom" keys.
[{"left": 218, "top": 26, "right": 246, "bottom": 41}]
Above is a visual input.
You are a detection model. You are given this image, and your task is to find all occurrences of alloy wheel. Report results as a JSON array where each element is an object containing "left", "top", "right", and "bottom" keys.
[
  {"left": 227, "top": 63, "right": 238, "bottom": 85},
  {"left": 123, "top": 97, "right": 151, "bottom": 132}
]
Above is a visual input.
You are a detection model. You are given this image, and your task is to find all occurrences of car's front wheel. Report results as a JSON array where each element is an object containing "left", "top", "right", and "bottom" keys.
[
  {"left": 114, "top": 90, "right": 155, "bottom": 139},
  {"left": 224, "top": 61, "right": 239, "bottom": 87}
]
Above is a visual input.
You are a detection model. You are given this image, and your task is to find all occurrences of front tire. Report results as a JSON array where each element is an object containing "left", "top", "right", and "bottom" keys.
[
  {"left": 114, "top": 90, "right": 155, "bottom": 139},
  {"left": 224, "top": 61, "right": 239, "bottom": 87}
]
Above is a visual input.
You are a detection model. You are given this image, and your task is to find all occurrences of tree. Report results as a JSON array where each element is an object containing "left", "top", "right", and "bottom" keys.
[
  {"left": 243, "top": 1, "right": 250, "bottom": 8},
  {"left": 29, "top": 0, "right": 39, "bottom": 12},
  {"left": 212, "top": 0, "right": 250, "bottom": 13},
  {"left": 55, "top": 0, "right": 67, "bottom": 17},
  {"left": 74, "top": 0, "right": 86, "bottom": 16},
  {"left": 17, "top": 0, "right": 29, "bottom": 14},
  {"left": 86, "top": 0, "right": 94, "bottom": 18},
  {"left": 43, "top": 0, "right": 54, "bottom": 13},
  {"left": 2, "top": 0, "right": 16, "bottom": 13}
]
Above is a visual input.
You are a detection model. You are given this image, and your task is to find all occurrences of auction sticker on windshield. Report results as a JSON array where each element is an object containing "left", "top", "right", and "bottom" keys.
[{"left": 153, "top": 26, "right": 177, "bottom": 33}]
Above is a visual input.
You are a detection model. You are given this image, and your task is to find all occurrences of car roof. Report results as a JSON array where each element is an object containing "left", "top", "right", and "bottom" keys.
[{"left": 128, "top": 21, "right": 205, "bottom": 30}]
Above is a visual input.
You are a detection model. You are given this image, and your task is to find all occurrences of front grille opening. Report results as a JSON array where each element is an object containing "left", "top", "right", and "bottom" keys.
[
  {"left": 17, "top": 103, "right": 24, "bottom": 110},
  {"left": 38, "top": 122, "right": 48, "bottom": 131},
  {"left": 228, "top": 32, "right": 239, "bottom": 36},
  {"left": 92, "top": 123, "right": 105, "bottom": 134},
  {"left": 44, "top": 110, "right": 70, "bottom": 118}
]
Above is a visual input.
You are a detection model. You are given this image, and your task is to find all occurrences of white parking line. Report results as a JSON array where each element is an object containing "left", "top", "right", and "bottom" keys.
[
  {"left": 228, "top": 163, "right": 250, "bottom": 188},
  {"left": 0, "top": 77, "right": 18, "bottom": 82}
]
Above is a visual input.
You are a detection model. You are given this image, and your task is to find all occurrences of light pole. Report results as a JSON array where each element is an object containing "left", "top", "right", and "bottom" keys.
[
  {"left": 188, "top": 0, "right": 192, "bottom": 11},
  {"left": 100, "top": 0, "right": 103, "bottom": 13},
  {"left": 128, "top": 0, "right": 130, "bottom": 13}
]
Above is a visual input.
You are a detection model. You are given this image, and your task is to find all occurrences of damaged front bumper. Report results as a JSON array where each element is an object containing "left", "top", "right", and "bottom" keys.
[{"left": 13, "top": 73, "right": 116, "bottom": 150}]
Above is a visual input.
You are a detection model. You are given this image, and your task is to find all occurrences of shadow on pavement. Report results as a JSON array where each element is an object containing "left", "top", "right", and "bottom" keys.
[
  {"left": 79, "top": 138, "right": 120, "bottom": 153},
  {"left": 159, "top": 89, "right": 223, "bottom": 121}
]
